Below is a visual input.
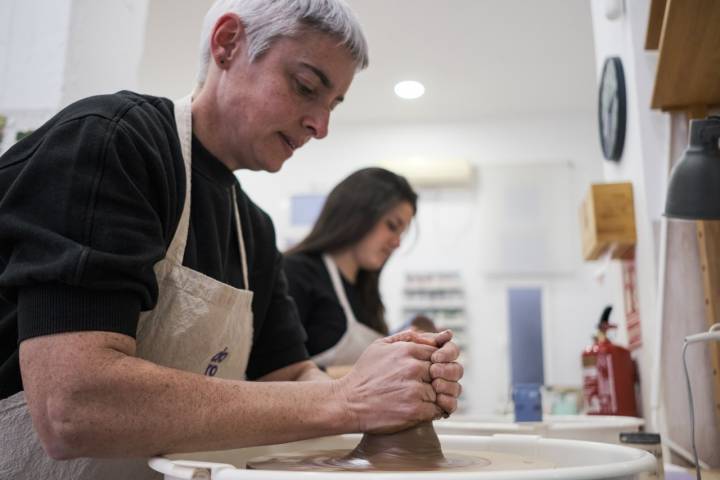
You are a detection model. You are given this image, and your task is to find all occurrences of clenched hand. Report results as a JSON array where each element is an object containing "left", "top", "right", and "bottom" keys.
[{"left": 336, "top": 330, "right": 463, "bottom": 434}]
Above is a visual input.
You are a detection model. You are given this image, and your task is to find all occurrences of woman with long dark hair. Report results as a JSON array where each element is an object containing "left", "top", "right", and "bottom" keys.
[{"left": 285, "top": 167, "right": 420, "bottom": 372}]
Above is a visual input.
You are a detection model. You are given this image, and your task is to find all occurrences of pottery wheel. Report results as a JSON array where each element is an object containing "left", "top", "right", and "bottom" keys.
[{"left": 247, "top": 421, "right": 554, "bottom": 472}]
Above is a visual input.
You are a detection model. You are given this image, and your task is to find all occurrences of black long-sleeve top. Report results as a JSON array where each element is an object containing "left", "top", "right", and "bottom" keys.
[{"left": 0, "top": 91, "right": 308, "bottom": 399}]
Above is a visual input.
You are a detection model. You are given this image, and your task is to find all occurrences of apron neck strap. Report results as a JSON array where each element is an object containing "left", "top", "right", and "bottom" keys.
[
  {"left": 166, "top": 94, "right": 194, "bottom": 265},
  {"left": 232, "top": 186, "right": 250, "bottom": 290},
  {"left": 167, "top": 93, "right": 250, "bottom": 291},
  {"left": 322, "top": 254, "right": 357, "bottom": 326}
]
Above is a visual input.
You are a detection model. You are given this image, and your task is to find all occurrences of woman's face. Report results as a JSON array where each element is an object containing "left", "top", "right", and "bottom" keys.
[
  {"left": 208, "top": 22, "right": 356, "bottom": 172},
  {"left": 352, "top": 201, "right": 415, "bottom": 272}
]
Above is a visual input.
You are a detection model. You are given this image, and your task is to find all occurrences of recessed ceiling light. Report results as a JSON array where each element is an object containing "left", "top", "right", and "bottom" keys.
[{"left": 394, "top": 80, "right": 425, "bottom": 100}]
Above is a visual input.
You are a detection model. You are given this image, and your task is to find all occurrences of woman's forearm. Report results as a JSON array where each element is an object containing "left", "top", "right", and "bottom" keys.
[
  {"left": 21, "top": 333, "right": 351, "bottom": 459},
  {"left": 21, "top": 330, "right": 460, "bottom": 460}
]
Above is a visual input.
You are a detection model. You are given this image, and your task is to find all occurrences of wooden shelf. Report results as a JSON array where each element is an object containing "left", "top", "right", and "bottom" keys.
[
  {"left": 644, "top": 0, "right": 666, "bottom": 50},
  {"left": 650, "top": 0, "right": 720, "bottom": 110}
]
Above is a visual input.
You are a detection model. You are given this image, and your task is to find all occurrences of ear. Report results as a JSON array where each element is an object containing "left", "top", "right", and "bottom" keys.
[{"left": 210, "top": 13, "right": 247, "bottom": 70}]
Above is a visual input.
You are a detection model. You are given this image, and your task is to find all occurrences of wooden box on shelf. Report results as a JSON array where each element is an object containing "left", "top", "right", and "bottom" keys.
[{"left": 580, "top": 182, "right": 636, "bottom": 261}]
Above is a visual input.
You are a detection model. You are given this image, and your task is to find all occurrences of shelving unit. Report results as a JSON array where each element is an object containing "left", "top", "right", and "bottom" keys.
[
  {"left": 403, "top": 272, "right": 468, "bottom": 346},
  {"left": 646, "top": 0, "right": 720, "bottom": 433},
  {"left": 649, "top": 0, "right": 720, "bottom": 396}
]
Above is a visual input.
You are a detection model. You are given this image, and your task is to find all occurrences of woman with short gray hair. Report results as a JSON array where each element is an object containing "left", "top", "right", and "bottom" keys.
[{"left": 0, "top": 1, "right": 461, "bottom": 479}]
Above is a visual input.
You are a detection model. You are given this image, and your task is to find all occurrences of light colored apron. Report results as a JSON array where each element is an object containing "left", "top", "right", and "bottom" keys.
[
  {"left": 0, "top": 94, "right": 254, "bottom": 480},
  {"left": 310, "top": 254, "right": 383, "bottom": 368}
]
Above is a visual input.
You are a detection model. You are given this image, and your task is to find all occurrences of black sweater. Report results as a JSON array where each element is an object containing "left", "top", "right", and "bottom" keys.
[
  {"left": 0, "top": 91, "right": 308, "bottom": 399},
  {"left": 284, "top": 252, "right": 376, "bottom": 356}
]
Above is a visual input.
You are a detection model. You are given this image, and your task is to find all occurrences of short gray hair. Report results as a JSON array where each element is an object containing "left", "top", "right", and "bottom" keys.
[{"left": 196, "top": 0, "right": 369, "bottom": 88}]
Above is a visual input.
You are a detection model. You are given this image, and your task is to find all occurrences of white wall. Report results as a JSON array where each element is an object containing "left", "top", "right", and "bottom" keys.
[
  {"left": 61, "top": 0, "right": 150, "bottom": 106},
  {"left": 239, "top": 112, "right": 614, "bottom": 414},
  {"left": 0, "top": 0, "right": 149, "bottom": 153},
  {"left": 0, "top": 0, "right": 72, "bottom": 151},
  {"left": 0, "top": 0, "right": 71, "bottom": 112},
  {"left": 137, "top": 0, "right": 211, "bottom": 99}
]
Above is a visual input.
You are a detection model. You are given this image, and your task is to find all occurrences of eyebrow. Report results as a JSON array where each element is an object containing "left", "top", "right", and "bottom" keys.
[{"left": 300, "top": 62, "right": 345, "bottom": 104}]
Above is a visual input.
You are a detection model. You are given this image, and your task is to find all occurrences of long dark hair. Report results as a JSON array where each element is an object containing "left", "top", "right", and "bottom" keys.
[{"left": 286, "top": 167, "right": 418, "bottom": 335}]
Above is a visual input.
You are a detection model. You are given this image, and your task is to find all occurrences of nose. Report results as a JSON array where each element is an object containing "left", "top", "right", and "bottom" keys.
[
  {"left": 302, "top": 108, "right": 330, "bottom": 139},
  {"left": 389, "top": 233, "right": 402, "bottom": 249}
]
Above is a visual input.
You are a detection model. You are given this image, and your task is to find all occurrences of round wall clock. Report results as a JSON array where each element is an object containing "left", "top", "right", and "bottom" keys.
[{"left": 598, "top": 56, "right": 627, "bottom": 162}]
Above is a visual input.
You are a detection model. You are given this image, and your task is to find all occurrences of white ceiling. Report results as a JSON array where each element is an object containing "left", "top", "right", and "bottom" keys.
[
  {"left": 338, "top": 0, "right": 598, "bottom": 123},
  {"left": 140, "top": 0, "right": 598, "bottom": 124}
]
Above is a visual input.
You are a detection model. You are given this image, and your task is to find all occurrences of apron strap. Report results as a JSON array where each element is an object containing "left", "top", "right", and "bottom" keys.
[
  {"left": 322, "top": 254, "right": 358, "bottom": 326},
  {"left": 232, "top": 186, "right": 250, "bottom": 290},
  {"left": 166, "top": 93, "right": 249, "bottom": 290},
  {"left": 166, "top": 94, "right": 194, "bottom": 265}
]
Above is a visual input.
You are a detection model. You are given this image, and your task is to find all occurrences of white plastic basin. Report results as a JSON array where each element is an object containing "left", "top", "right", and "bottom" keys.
[
  {"left": 149, "top": 434, "right": 656, "bottom": 480},
  {"left": 436, "top": 414, "right": 644, "bottom": 444}
]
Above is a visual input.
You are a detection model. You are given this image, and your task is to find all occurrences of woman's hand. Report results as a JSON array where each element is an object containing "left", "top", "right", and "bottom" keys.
[
  {"left": 386, "top": 329, "right": 463, "bottom": 417},
  {"left": 335, "top": 329, "right": 463, "bottom": 433},
  {"left": 334, "top": 337, "right": 439, "bottom": 433}
]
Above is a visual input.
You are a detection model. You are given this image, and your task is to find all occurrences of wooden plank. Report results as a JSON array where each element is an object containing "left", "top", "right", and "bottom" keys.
[
  {"left": 645, "top": 0, "right": 667, "bottom": 50},
  {"left": 663, "top": 214, "right": 719, "bottom": 465},
  {"left": 695, "top": 221, "right": 720, "bottom": 432},
  {"left": 651, "top": 0, "right": 720, "bottom": 110}
]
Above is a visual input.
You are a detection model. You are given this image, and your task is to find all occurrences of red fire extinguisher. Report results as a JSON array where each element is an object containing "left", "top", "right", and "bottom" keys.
[{"left": 582, "top": 306, "right": 638, "bottom": 416}]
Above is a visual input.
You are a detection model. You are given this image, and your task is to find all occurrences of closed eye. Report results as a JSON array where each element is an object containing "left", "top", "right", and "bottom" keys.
[{"left": 295, "top": 78, "right": 316, "bottom": 98}]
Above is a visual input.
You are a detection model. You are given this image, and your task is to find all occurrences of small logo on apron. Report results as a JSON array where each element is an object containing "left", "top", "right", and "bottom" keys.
[{"left": 204, "top": 347, "right": 229, "bottom": 377}]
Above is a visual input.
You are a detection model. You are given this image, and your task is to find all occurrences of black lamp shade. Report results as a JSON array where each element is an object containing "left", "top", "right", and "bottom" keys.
[{"left": 664, "top": 117, "right": 720, "bottom": 220}]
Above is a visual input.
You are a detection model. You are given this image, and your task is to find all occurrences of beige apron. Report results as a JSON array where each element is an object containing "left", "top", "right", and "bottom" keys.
[
  {"left": 310, "top": 254, "right": 383, "bottom": 368},
  {"left": 0, "top": 94, "right": 254, "bottom": 480}
]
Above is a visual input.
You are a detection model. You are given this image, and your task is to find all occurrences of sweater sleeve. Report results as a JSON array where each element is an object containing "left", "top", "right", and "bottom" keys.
[{"left": 0, "top": 96, "right": 183, "bottom": 341}]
